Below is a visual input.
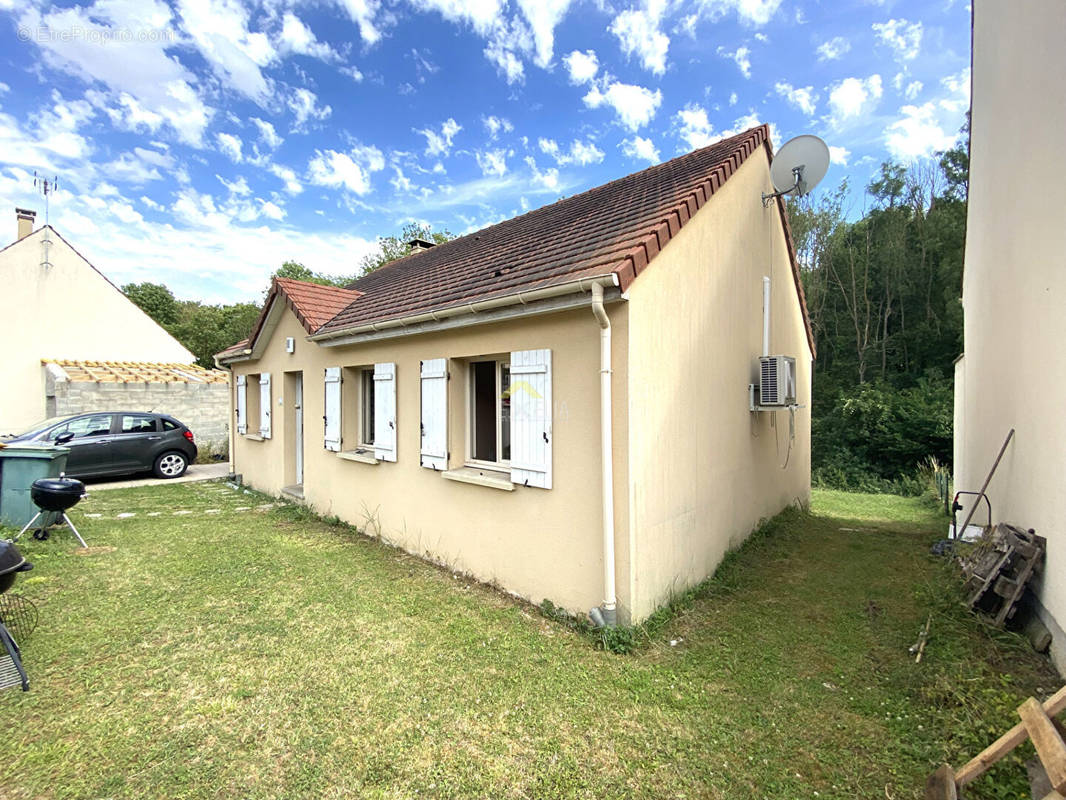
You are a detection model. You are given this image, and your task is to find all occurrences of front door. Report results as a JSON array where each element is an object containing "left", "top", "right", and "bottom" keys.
[{"left": 294, "top": 374, "right": 304, "bottom": 485}]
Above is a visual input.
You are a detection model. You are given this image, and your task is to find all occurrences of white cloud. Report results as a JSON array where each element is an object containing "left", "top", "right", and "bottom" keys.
[
  {"left": 583, "top": 80, "right": 662, "bottom": 131},
  {"left": 674, "top": 106, "right": 763, "bottom": 151},
  {"left": 287, "top": 88, "right": 332, "bottom": 130},
  {"left": 269, "top": 163, "right": 302, "bottom": 194},
  {"left": 307, "top": 144, "right": 384, "bottom": 195},
  {"left": 563, "top": 49, "right": 599, "bottom": 84},
  {"left": 538, "top": 138, "right": 604, "bottom": 166},
  {"left": 885, "top": 102, "right": 955, "bottom": 161},
  {"left": 939, "top": 68, "right": 971, "bottom": 112},
  {"left": 416, "top": 118, "right": 462, "bottom": 157},
  {"left": 827, "top": 75, "right": 883, "bottom": 126},
  {"left": 873, "top": 18, "right": 923, "bottom": 61},
  {"left": 339, "top": 65, "right": 365, "bottom": 82},
  {"left": 717, "top": 46, "right": 751, "bottom": 78},
  {"left": 816, "top": 36, "right": 850, "bottom": 61},
  {"left": 516, "top": 0, "right": 572, "bottom": 68},
  {"left": 483, "top": 115, "right": 514, "bottom": 138},
  {"left": 217, "top": 174, "right": 251, "bottom": 196},
  {"left": 250, "top": 117, "right": 282, "bottom": 149},
  {"left": 21, "top": 0, "right": 213, "bottom": 146},
  {"left": 828, "top": 146, "right": 850, "bottom": 166},
  {"left": 610, "top": 1, "right": 670, "bottom": 76},
  {"left": 483, "top": 18, "right": 531, "bottom": 84},
  {"left": 904, "top": 80, "right": 923, "bottom": 100},
  {"left": 621, "top": 136, "right": 660, "bottom": 164},
  {"left": 774, "top": 81, "right": 817, "bottom": 116},
  {"left": 410, "top": 0, "right": 506, "bottom": 35},
  {"left": 334, "top": 0, "right": 383, "bottom": 45},
  {"left": 675, "top": 103, "right": 715, "bottom": 149},
  {"left": 216, "top": 132, "right": 243, "bottom": 162},
  {"left": 279, "top": 12, "right": 338, "bottom": 61},
  {"left": 176, "top": 0, "right": 276, "bottom": 103},
  {"left": 476, "top": 148, "right": 508, "bottom": 176},
  {"left": 695, "top": 0, "right": 782, "bottom": 26},
  {"left": 524, "top": 156, "right": 559, "bottom": 191},
  {"left": 729, "top": 92, "right": 738, "bottom": 106},
  {"left": 259, "top": 199, "right": 285, "bottom": 221},
  {"left": 390, "top": 166, "right": 414, "bottom": 193},
  {"left": 0, "top": 82, "right": 9, "bottom": 95}
]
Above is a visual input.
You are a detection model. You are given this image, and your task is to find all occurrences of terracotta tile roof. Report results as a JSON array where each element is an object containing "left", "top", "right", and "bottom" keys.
[
  {"left": 217, "top": 124, "right": 815, "bottom": 358},
  {"left": 44, "top": 360, "right": 229, "bottom": 384},
  {"left": 226, "top": 278, "right": 365, "bottom": 359},
  {"left": 216, "top": 339, "right": 249, "bottom": 358},
  {"left": 273, "top": 278, "right": 364, "bottom": 333},
  {"left": 313, "top": 124, "right": 813, "bottom": 355}
]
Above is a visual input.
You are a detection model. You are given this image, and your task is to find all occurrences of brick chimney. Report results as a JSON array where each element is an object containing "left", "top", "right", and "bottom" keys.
[{"left": 16, "top": 208, "right": 36, "bottom": 241}]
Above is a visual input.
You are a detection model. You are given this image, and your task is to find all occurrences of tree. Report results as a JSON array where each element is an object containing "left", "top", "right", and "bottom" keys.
[
  {"left": 271, "top": 260, "right": 355, "bottom": 288},
  {"left": 122, "top": 282, "right": 180, "bottom": 328},
  {"left": 358, "top": 222, "right": 453, "bottom": 275}
]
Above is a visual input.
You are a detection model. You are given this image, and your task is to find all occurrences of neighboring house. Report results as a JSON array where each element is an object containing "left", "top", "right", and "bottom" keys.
[
  {"left": 217, "top": 125, "right": 814, "bottom": 624},
  {"left": 953, "top": 0, "right": 1066, "bottom": 672},
  {"left": 0, "top": 210, "right": 216, "bottom": 439}
]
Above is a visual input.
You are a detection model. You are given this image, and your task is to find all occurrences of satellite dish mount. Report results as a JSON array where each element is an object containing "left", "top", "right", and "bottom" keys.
[{"left": 761, "top": 134, "right": 830, "bottom": 207}]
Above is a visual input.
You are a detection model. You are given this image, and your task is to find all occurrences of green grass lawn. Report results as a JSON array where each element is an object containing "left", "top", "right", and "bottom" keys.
[{"left": 0, "top": 483, "right": 1058, "bottom": 799}]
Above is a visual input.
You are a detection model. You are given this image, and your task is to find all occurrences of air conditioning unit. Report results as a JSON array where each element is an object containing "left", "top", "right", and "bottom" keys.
[{"left": 759, "top": 355, "right": 797, "bottom": 407}]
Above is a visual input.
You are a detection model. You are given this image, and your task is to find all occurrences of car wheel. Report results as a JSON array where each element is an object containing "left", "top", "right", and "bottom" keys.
[{"left": 154, "top": 451, "right": 189, "bottom": 479}]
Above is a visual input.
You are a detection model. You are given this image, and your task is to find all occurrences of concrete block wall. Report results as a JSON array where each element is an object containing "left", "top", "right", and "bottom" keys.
[{"left": 48, "top": 378, "right": 231, "bottom": 452}]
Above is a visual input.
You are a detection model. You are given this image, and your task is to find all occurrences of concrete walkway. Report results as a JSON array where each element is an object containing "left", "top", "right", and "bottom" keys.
[{"left": 86, "top": 462, "right": 231, "bottom": 491}]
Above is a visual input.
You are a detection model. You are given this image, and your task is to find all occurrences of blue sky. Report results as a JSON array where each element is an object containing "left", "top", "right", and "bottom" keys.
[{"left": 0, "top": 0, "right": 971, "bottom": 304}]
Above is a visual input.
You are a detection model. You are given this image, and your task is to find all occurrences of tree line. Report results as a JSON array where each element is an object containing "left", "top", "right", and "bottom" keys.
[
  {"left": 123, "top": 223, "right": 451, "bottom": 368},
  {"left": 787, "top": 120, "right": 968, "bottom": 492}
]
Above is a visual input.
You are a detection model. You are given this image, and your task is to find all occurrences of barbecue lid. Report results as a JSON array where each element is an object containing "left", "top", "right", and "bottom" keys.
[{"left": 0, "top": 540, "right": 29, "bottom": 577}]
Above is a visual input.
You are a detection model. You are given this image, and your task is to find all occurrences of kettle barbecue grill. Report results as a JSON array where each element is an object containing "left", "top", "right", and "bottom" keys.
[
  {"left": 0, "top": 540, "right": 32, "bottom": 690},
  {"left": 14, "top": 478, "right": 88, "bottom": 548}
]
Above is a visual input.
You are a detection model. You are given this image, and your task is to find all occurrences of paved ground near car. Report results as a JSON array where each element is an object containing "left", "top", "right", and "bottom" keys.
[{"left": 85, "top": 462, "right": 230, "bottom": 491}]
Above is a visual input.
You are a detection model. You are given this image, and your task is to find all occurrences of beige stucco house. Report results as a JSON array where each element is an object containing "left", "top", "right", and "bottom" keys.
[
  {"left": 0, "top": 210, "right": 200, "bottom": 436},
  {"left": 218, "top": 125, "right": 814, "bottom": 624},
  {"left": 953, "top": 0, "right": 1066, "bottom": 671}
]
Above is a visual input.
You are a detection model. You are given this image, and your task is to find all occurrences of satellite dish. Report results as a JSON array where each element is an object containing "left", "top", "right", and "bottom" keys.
[{"left": 763, "top": 134, "right": 830, "bottom": 206}]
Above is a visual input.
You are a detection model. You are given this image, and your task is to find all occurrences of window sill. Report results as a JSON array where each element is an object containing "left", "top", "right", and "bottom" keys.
[
  {"left": 442, "top": 467, "right": 514, "bottom": 492},
  {"left": 243, "top": 434, "right": 266, "bottom": 442},
  {"left": 337, "top": 449, "right": 379, "bottom": 465}
]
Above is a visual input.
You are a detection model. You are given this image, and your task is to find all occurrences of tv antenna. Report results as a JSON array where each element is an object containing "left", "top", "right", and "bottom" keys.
[
  {"left": 761, "top": 135, "right": 830, "bottom": 206},
  {"left": 34, "top": 172, "right": 59, "bottom": 226}
]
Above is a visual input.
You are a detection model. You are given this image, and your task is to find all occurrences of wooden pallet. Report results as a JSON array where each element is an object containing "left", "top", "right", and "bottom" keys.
[
  {"left": 962, "top": 524, "right": 1046, "bottom": 625},
  {"left": 926, "top": 685, "right": 1066, "bottom": 799}
]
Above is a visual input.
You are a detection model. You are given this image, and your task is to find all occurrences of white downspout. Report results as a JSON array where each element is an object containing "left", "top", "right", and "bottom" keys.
[
  {"left": 762, "top": 275, "right": 771, "bottom": 357},
  {"left": 590, "top": 282, "right": 617, "bottom": 626}
]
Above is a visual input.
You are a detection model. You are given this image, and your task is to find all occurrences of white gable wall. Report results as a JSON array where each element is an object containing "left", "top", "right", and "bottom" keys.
[
  {"left": 956, "top": 0, "right": 1066, "bottom": 673},
  {"left": 0, "top": 227, "right": 195, "bottom": 434},
  {"left": 625, "top": 148, "right": 813, "bottom": 621}
]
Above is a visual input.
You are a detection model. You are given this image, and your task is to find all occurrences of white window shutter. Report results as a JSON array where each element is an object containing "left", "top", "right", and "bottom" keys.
[
  {"left": 509, "top": 349, "right": 552, "bottom": 489},
  {"left": 324, "top": 367, "right": 342, "bottom": 452},
  {"left": 420, "top": 358, "right": 448, "bottom": 470},
  {"left": 373, "top": 362, "right": 396, "bottom": 462},
  {"left": 235, "top": 374, "right": 247, "bottom": 435},
  {"left": 259, "top": 372, "right": 272, "bottom": 439}
]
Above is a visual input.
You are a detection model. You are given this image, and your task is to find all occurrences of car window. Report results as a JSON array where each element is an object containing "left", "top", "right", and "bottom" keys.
[
  {"left": 49, "top": 414, "right": 114, "bottom": 440},
  {"left": 161, "top": 419, "right": 178, "bottom": 431},
  {"left": 120, "top": 415, "right": 157, "bottom": 435}
]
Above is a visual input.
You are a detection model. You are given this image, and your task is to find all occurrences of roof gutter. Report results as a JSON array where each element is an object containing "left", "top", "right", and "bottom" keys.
[{"left": 309, "top": 274, "right": 621, "bottom": 346}]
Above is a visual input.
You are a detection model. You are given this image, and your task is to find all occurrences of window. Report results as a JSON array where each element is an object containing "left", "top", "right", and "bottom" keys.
[
  {"left": 120, "top": 414, "right": 157, "bottom": 434},
  {"left": 468, "top": 359, "right": 510, "bottom": 467},
  {"left": 161, "top": 419, "right": 179, "bottom": 431},
  {"left": 360, "top": 368, "right": 376, "bottom": 446},
  {"left": 49, "top": 414, "right": 113, "bottom": 440}
]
